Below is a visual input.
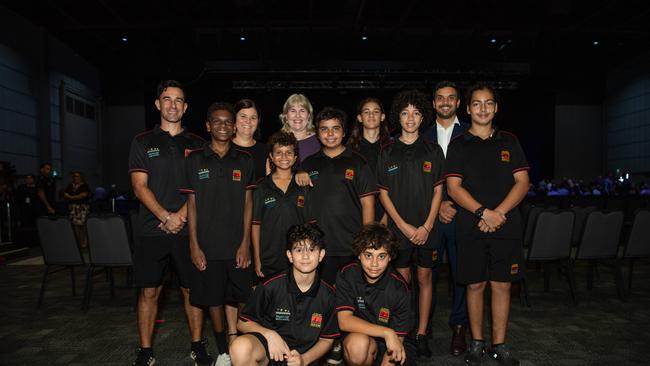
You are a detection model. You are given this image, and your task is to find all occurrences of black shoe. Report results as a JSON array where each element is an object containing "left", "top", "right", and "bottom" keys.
[
  {"left": 415, "top": 334, "right": 432, "bottom": 358},
  {"left": 191, "top": 339, "right": 215, "bottom": 366},
  {"left": 464, "top": 340, "right": 485, "bottom": 366},
  {"left": 487, "top": 344, "right": 520, "bottom": 366},
  {"left": 132, "top": 347, "right": 156, "bottom": 366}
]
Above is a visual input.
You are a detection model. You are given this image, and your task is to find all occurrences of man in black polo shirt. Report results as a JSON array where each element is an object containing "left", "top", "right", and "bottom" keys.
[
  {"left": 128, "top": 80, "right": 209, "bottom": 366},
  {"left": 252, "top": 131, "right": 309, "bottom": 278},
  {"left": 378, "top": 89, "right": 444, "bottom": 358},
  {"left": 445, "top": 83, "right": 529, "bottom": 366},
  {"left": 36, "top": 163, "right": 56, "bottom": 215},
  {"left": 183, "top": 102, "right": 256, "bottom": 364},
  {"left": 300, "top": 107, "right": 377, "bottom": 284},
  {"left": 336, "top": 223, "right": 416, "bottom": 366},
  {"left": 232, "top": 223, "right": 339, "bottom": 366}
]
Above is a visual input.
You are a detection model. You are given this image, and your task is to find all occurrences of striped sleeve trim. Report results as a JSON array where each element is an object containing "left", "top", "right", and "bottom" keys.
[
  {"left": 377, "top": 184, "right": 389, "bottom": 191},
  {"left": 359, "top": 190, "right": 378, "bottom": 198},
  {"left": 336, "top": 305, "right": 355, "bottom": 312},
  {"left": 251, "top": 220, "right": 262, "bottom": 225},
  {"left": 512, "top": 167, "right": 530, "bottom": 173},
  {"left": 395, "top": 331, "right": 409, "bottom": 336},
  {"left": 320, "top": 333, "right": 341, "bottom": 339},
  {"left": 239, "top": 315, "right": 255, "bottom": 322},
  {"left": 179, "top": 188, "right": 195, "bottom": 194},
  {"left": 245, "top": 184, "right": 257, "bottom": 190},
  {"left": 444, "top": 173, "right": 463, "bottom": 179},
  {"left": 128, "top": 168, "right": 148, "bottom": 173},
  {"left": 434, "top": 179, "right": 445, "bottom": 186}
]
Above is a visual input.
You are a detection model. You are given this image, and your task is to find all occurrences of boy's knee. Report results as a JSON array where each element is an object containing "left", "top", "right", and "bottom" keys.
[
  {"left": 467, "top": 281, "right": 487, "bottom": 292},
  {"left": 230, "top": 337, "right": 254, "bottom": 364},
  {"left": 344, "top": 334, "right": 374, "bottom": 365}
]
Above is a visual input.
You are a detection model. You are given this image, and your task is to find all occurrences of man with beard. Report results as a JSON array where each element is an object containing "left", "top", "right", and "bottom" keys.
[
  {"left": 423, "top": 81, "right": 470, "bottom": 356},
  {"left": 128, "top": 80, "right": 211, "bottom": 366}
]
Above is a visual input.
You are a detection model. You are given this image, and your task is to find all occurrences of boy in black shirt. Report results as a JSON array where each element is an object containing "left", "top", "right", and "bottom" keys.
[
  {"left": 336, "top": 223, "right": 415, "bottom": 366},
  {"left": 300, "top": 107, "right": 377, "bottom": 284},
  {"left": 183, "top": 102, "right": 256, "bottom": 363},
  {"left": 232, "top": 223, "right": 339, "bottom": 366},
  {"left": 252, "top": 131, "right": 310, "bottom": 278},
  {"left": 446, "top": 84, "right": 529, "bottom": 366},
  {"left": 378, "top": 89, "right": 444, "bottom": 358}
]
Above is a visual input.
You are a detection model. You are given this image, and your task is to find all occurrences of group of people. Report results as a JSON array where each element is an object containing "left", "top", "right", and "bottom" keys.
[{"left": 128, "top": 79, "right": 529, "bottom": 366}]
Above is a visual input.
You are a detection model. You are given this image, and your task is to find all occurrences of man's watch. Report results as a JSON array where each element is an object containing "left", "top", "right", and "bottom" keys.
[{"left": 474, "top": 206, "right": 487, "bottom": 219}]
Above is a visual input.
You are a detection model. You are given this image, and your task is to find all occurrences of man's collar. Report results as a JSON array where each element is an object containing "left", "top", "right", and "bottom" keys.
[{"left": 436, "top": 116, "right": 460, "bottom": 129}]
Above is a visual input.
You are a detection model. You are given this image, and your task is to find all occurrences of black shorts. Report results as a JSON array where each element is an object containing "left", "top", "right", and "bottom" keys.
[
  {"left": 189, "top": 259, "right": 255, "bottom": 306},
  {"left": 457, "top": 237, "right": 524, "bottom": 284},
  {"left": 393, "top": 247, "right": 437, "bottom": 269},
  {"left": 320, "top": 255, "right": 355, "bottom": 285},
  {"left": 342, "top": 334, "right": 417, "bottom": 366},
  {"left": 133, "top": 235, "right": 192, "bottom": 288},
  {"left": 247, "top": 333, "right": 319, "bottom": 366}
]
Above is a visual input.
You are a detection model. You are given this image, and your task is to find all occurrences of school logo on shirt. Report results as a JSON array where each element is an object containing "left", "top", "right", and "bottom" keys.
[
  {"left": 510, "top": 263, "right": 519, "bottom": 275},
  {"left": 345, "top": 169, "right": 355, "bottom": 180},
  {"left": 275, "top": 308, "right": 291, "bottom": 321},
  {"left": 147, "top": 148, "right": 160, "bottom": 158},
  {"left": 378, "top": 307, "right": 390, "bottom": 323},
  {"left": 387, "top": 164, "right": 399, "bottom": 176},
  {"left": 308, "top": 170, "right": 319, "bottom": 180},
  {"left": 198, "top": 168, "right": 210, "bottom": 180},
  {"left": 297, "top": 195, "right": 305, "bottom": 208},
  {"left": 232, "top": 169, "right": 242, "bottom": 181},
  {"left": 423, "top": 161, "right": 432, "bottom": 173},
  {"left": 310, "top": 313, "right": 323, "bottom": 328},
  {"left": 184, "top": 149, "right": 193, "bottom": 157},
  {"left": 501, "top": 150, "right": 510, "bottom": 163},
  {"left": 264, "top": 197, "right": 277, "bottom": 208},
  {"left": 356, "top": 297, "right": 366, "bottom": 310}
]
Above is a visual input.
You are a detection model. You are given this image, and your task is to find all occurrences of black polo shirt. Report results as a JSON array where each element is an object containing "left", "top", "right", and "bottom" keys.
[
  {"left": 233, "top": 141, "right": 268, "bottom": 181},
  {"left": 444, "top": 129, "right": 529, "bottom": 239},
  {"left": 181, "top": 144, "right": 256, "bottom": 260},
  {"left": 128, "top": 124, "right": 205, "bottom": 236},
  {"left": 239, "top": 269, "right": 340, "bottom": 353},
  {"left": 35, "top": 175, "right": 56, "bottom": 215},
  {"left": 253, "top": 175, "right": 311, "bottom": 275},
  {"left": 354, "top": 137, "right": 387, "bottom": 222},
  {"left": 335, "top": 262, "right": 412, "bottom": 336},
  {"left": 301, "top": 148, "right": 378, "bottom": 256}
]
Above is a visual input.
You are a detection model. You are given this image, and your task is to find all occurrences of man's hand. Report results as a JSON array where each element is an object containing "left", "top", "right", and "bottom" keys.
[
  {"left": 438, "top": 200, "right": 457, "bottom": 223},
  {"left": 190, "top": 246, "right": 207, "bottom": 271},
  {"left": 294, "top": 171, "right": 313, "bottom": 187},
  {"left": 236, "top": 242, "right": 251, "bottom": 268},
  {"left": 383, "top": 329, "right": 406, "bottom": 365},
  {"left": 286, "top": 350, "right": 305, "bottom": 366},
  {"left": 163, "top": 212, "right": 186, "bottom": 234},
  {"left": 262, "top": 330, "right": 291, "bottom": 362}
]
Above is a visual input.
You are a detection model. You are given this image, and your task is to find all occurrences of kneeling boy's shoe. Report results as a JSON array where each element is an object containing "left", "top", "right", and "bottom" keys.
[
  {"left": 487, "top": 344, "right": 520, "bottom": 366},
  {"left": 190, "top": 339, "right": 215, "bottom": 366},
  {"left": 464, "top": 339, "right": 485, "bottom": 366},
  {"left": 415, "top": 334, "right": 432, "bottom": 358},
  {"left": 132, "top": 347, "right": 156, "bottom": 366},
  {"left": 326, "top": 339, "right": 343, "bottom": 365}
]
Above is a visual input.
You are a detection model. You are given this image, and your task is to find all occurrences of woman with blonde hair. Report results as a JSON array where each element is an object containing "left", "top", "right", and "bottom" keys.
[{"left": 279, "top": 93, "right": 320, "bottom": 162}]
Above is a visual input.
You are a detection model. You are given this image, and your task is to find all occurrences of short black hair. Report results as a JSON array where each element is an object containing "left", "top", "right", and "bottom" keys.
[
  {"left": 351, "top": 223, "right": 400, "bottom": 259},
  {"left": 267, "top": 131, "right": 300, "bottom": 171},
  {"left": 234, "top": 98, "right": 262, "bottom": 140},
  {"left": 206, "top": 102, "right": 234, "bottom": 121},
  {"left": 286, "top": 223, "right": 325, "bottom": 251},
  {"left": 465, "top": 82, "right": 500, "bottom": 106},
  {"left": 314, "top": 107, "right": 347, "bottom": 131},
  {"left": 156, "top": 80, "right": 185, "bottom": 99},
  {"left": 389, "top": 89, "right": 433, "bottom": 132},
  {"left": 40, "top": 162, "right": 52, "bottom": 169},
  {"left": 434, "top": 81, "right": 460, "bottom": 97}
]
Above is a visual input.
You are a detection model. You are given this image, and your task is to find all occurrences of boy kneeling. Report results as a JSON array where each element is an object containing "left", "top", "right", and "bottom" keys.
[
  {"left": 232, "top": 223, "right": 339, "bottom": 366},
  {"left": 336, "top": 223, "right": 415, "bottom": 366}
]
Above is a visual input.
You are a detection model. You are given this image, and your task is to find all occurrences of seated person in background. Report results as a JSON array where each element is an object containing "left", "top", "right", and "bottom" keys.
[
  {"left": 336, "top": 223, "right": 416, "bottom": 366},
  {"left": 232, "top": 223, "right": 339, "bottom": 366}
]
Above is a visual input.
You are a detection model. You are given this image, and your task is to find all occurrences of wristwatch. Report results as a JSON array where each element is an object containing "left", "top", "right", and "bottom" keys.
[{"left": 474, "top": 206, "right": 487, "bottom": 219}]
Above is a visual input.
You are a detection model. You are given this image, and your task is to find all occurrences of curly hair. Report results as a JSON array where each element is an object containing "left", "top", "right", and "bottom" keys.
[
  {"left": 389, "top": 89, "right": 433, "bottom": 132},
  {"left": 286, "top": 223, "right": 326, "bottom": 251},
  {"left": 267, "top": 131, "right": 300, "bottom": 171},
  {"left": 347, "top": 97, "right": 391, "bottom": 151},
  {"left": 351, "top": 223, "right": 399, "bottom": 259}
]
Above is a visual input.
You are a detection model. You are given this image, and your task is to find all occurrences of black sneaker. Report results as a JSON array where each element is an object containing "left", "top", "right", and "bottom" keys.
[
  {"left": 487, "top": 344, "right": 520, "bottom": 366},
  {"left": 132, "top": 347, "right": 156, "bottom": 366},
  {"left": 190, "top": 339, "right": 215, "bottom": 366},
  {"left": 415, "top": 334, "right": 432, "bottom": 358},
  {"left": 326, "top": 339, "right": 343, "bottom": 365},
  {"left": 464, "top": 340, "right": 485, "bottom": 366}
]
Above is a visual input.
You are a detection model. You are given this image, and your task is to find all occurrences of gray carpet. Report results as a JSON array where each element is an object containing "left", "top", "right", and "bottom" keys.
[{"left": 1, "top": 256, "right": 648, "bottom": 365}]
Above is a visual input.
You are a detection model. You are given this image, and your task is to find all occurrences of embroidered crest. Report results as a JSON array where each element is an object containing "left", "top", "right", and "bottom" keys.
[
  {"left": 511, "top": 263, "right": 519, "bottom": 275},
  {"left": 297, "top": 195, "right": 305, "bottom": 208},
  {"left": 184, "top": 148, "right": 192, "bottom": 157},
  {"left": 345, "top": 169, "right": 355, "bottom": 180},
  {"left": 308, "top": 170, "right": 319, "bottom": 179},
  {"left": 356, "top": 297, "right": 366, "bottom": 310},
  {"left": 232, "top": 169, "right": 241, "bottom": 182},
  {"left": 264, "top": 197, "right": 277, "bottom": 208},
  {"left": 423, "top": 161, "right": 432, "bottom": 173},
  {"left": 432, "top": 249, "right": 438, "bottom": 262},
  {"left": 387, "top": 164, "right": 399, "bottom": 176},
  {"left": 198, "top": 168, "right": 210, "bottom": 180},
  {"left": 378, "top": 307, "right": 390, "bottom": 323},
  {"left": 275, "top": 308, "right": 291, "bottom": 321},
  {"left": 310, "top": 313, "right": 322, "bottom": 328},
  {"left": 147, "top": 148, "right": 160, "bottom": 158},
  {"left": 501, "top": 150, "right": 510, "bottom": 163}
]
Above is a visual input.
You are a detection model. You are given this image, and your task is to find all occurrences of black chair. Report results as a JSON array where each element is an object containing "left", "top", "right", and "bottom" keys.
[
  {"left": 575, "top": 211, "right": 626, "bottom": 300},
  {"left": 623, "top": 210, "right": 650, "bottom": 290},
  {"left": 520, "top": 211, "right": 576, "bottom": 306},
  {"left": 522, "top": 206, "right": 544, "bottom": 249},
  {"left": 82, "top": 215, "right": 134, "bottom": 311},
  {"left": 36, "top": 216, "right": 84, "bottom": 307},
  {"left": 570, "top": 206, "right": 597, "bottom": 248}
]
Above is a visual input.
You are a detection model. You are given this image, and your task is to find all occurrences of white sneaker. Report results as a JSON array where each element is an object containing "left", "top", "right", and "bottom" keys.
[{"left": 215, "top": 353, "right": 231, "bottom": 366}]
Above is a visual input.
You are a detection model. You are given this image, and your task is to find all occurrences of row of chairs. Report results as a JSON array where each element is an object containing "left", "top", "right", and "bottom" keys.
[
  {"left": 37, "top": 215, "right": 134, "bottom": 311},
  {"left": 520, "top": 209, "right": 650, "bottom": 306}
]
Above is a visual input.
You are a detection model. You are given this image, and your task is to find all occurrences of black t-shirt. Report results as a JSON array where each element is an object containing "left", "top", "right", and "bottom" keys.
[
  {"left": 65, "top": 183, "right": 90, "bottom": 204},
  {"left": 377, "top": 137, "right": 445, "bottom": 248},
  {"left": 253, "top": 175, "right": 311, "bottom": 275},
  {"left": 444, "top": 129, "right": 529, "bottom": 239},
  {"left": 335, "top": 262, "right": 412, "bottom": 336},
  {"left": 181, "top": 145, "right": 256, "bottom": 260},
  {"left": 35, "top": 175, "right": 56, "bottom": 214},
  {"left": 233, "top": 141, "right": 268, "bottom": 181},
  {"left": 239, "top": 269, "right": 340, "bottom": 353},
  {"left": 354, "top": 138, "right": 386, "bottom": 222},
  {"left": 301, "top": 148, "right": 378, "bottom": 256},
  {"left": 128, "top": 124, "right": 205, "bottom": 236}
]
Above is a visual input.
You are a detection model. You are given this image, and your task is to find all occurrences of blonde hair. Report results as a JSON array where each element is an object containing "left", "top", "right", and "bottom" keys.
[{"left": 279, "top": 94, "right": 315, "bottom": 134}]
